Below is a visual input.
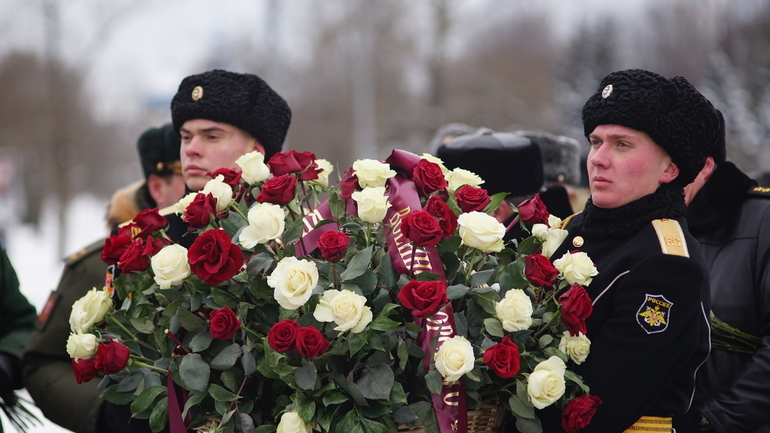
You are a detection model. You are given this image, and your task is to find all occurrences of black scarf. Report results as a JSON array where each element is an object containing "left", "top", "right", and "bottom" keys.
[
  {"left": 685, "top": 162, "right": 756, "bottom": 237},
  {"left": 580, "top": 182, "right": 687, "bottom": 238}
]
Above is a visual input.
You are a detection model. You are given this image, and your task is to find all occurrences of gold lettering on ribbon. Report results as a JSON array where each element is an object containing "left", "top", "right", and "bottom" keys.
[
  {"left": 451, "top": 420, "right": 459, "bottom": 430},
  {"left": 443, "top": 391, "right": 460, "bottom": 407},
  {"left": 389, "top": 206, "right": 434, "bottom": 274},
  {"left": 303, "top": 209, "right": 324, "bottom": 235}
]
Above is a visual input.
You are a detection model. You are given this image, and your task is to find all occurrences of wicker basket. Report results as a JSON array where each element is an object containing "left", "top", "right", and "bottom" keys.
[{"left": 398, "top": 401, "right": 505, "bottom": 433}]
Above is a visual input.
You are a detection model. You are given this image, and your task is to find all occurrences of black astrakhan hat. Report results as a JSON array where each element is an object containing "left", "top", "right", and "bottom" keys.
[
  {"left": 514, "top": 130, "right": 581, "bottom": 185},
  {"left": 436, "top": 129, "right": 544, "bottom": 197},
  {"left": 137, "top": 123, "right": 181, "bottom": 180},
  {"left": 170, "top": 69, "right": 291, "bottom": 160},
  {"left": 582, "top": 69, "right": 721, "bottom": 186}
]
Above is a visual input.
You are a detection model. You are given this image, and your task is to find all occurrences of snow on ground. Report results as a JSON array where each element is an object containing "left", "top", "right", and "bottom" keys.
[{"left": 4, "top": 194, "right": 109, "bottom": 433}]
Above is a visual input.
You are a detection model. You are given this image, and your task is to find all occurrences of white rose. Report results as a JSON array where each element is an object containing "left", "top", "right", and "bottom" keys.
[
  {"left": 434, "top": 336, "right": 475, "bottom": 382},
  {"left": 313, "top": 289, "right": 373, "bottom": 334},
  {"left": 236, "top": 151, "right": 271, "bottom": 184},
  {"left": 558, "top": 331, "right": 591, "bottom": 365},
  {"left": 151, "top": 244, "right": 191, "bottom": 289},
  {"left": 276, "top": 412, "right": 311, "bottom": 433},
  {"left": 66, "top": 333, "right": 98, "bottom": 360},
  {"left": 553, "top": 251, "right": 598, "bottom": 286},
  {"left": 548, "top": 214, "right": 563, "bottom": 228},
  {"left": 532, "top": 224, "right": 569, "bottom": 259},
  {"left": 267, "top": 257, "right": 318, "bottom": 310},
  {"left": 527, "top": 356, "right": 566, "bottom": 409},
  {"left": 495, "top": 289, "right": 533, "bottom": 332},
  {"left": 239, "top": 203, "right": 285, "bottom": 248},
  {"left": 445, "top": 168, "right": 484, "bottom": 192},
  {"left": 420, "top": 153, "right": 449, "bottom": 174},
  {"left": 310, "top": 159, "right": 333, "bottom": 188},
  {"left": 457, "top": 211, "right": 506, "bottom": 252},
  {"left": 201, "top": 175, "right": 233, "bottom": 211},
  {"left": 174, "top": 192, "right": 198, "bottom": 214},
  {"left": 351, "top": 187, "right": 391, "bottom": 223},
  {"left": 69, "top": 287, "right": 114, "bottom": 333},
  {"left": 352, "top": 159, "right": 396, "bottom": 188}
]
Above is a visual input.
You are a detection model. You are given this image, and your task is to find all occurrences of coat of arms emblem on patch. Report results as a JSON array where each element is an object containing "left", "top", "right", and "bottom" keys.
[{"left": 636, "top": 294, "right": 673, "bottom": 334}]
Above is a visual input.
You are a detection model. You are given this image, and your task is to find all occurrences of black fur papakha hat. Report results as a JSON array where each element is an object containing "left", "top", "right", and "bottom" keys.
[
  {"left": 171, "top": 69, "right": 291, "bottom": 160},
  {"left": 436, "top": 129, "right": 544, "bottom": 197},
  {"left": 582, "top": 69, "right": 721, "bottom": 186},
  {"left": 137, "top": 123, "right": 181, "bottom": 180}
]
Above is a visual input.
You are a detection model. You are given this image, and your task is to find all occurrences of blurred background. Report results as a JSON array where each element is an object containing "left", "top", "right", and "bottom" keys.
[{"left": 1, "top": 0, "right": 770, "bottom": 429}]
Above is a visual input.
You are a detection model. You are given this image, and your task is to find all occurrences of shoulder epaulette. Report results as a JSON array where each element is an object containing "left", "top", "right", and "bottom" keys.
[
  {"left": 651, "top": 219, "right": 689, "bottom": 257},
  {"left": 118, "top": 205, "right": 178, "bottom": 228},
  {"left": 558, "top": 212, "right": 580, "bottom": 230},
  {"left": 747, "top": 186, "right": 770, "bottom": 198},
  {"left": 63, "top": 238, "right": 105, "bottom": 266}
]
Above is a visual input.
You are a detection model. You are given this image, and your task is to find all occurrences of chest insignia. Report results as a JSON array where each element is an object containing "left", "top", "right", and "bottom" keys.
[{"left": 636, "top": 294, "right": 673, "bottom": 334}]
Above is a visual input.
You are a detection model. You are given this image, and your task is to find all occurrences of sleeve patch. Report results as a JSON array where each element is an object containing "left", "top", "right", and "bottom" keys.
[
  {"left": 636, "top": 294, "right": 673, "bottom": 334},
  {"left": 35, "top": 291, "right": 60, "bottom": 331}
]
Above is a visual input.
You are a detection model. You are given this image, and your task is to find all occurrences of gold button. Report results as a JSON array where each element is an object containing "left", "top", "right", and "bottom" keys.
[
  {"left": 572, "top": 236, "right": 584, "bottom": 247},
  {"left": 156, "top": 162, "right": 164, "bottom": 171},
  {"left": 191, "top": 86, "right": 204, "bottom": 101}
]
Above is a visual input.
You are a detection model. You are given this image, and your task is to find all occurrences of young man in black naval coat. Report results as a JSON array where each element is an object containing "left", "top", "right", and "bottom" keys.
[
  {"left": 535, "top": 69, "right": 717, "bottom": 433},
  {"left": 683, "top": 112, "right": 770, "bottom": 433},
  {"left": 21, "top": 124, "right": 185, "bottom": 433}
]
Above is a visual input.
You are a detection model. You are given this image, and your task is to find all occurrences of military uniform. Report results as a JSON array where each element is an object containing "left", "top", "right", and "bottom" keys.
[
  {"left": 540, "top": 185, "right": 711, "bottom": 432},
  {"left": 686, "top": 162, "right": 770, "bottom": 432},
  {"left": 21, "top": 240, "right": 113, "bottom": 433}
]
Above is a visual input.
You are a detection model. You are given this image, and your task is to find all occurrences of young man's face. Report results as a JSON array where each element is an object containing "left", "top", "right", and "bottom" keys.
[
  {"left": 587, "top": 124, "right": 679, "bottom": 209},
  {"left": 179, "top": 119, "right": 264, "bottom": 191}
]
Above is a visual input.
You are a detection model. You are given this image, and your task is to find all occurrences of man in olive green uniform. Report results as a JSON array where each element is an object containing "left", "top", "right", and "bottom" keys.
[
  {"left": 21, "top": 124, "right": 185, "bottom": 433},
  {"left": 0, "top": 246, "right": 36, "bottom": 433}
]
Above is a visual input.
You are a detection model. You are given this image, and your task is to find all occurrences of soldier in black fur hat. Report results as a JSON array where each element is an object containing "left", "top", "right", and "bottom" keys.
[{"left": 532, "top": 69, "right": 717, "bottom": 433}]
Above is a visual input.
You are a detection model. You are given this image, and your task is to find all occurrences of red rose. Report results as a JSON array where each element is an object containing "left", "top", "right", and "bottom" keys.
[
  {"left": 94, "top": 341, "right": 131, "bottom": 375},
  {"left": 559, "top": 284, "right": 593, "bottom": 336},
  {"left": 338, "top": 168, "right": 359, "bottom": 199},
  {"left": 455, "top": 185, "right": 491, "bottom": 213},
  {"left": 483, "top": 335, "right": 521, "bottom": 378},
  {"left": 207, "top": 168, "right": 242, "bottom": 187},
  {"left": 296, "top": 326, "right": 330, "bottom": 358},
  {"left": 317, "top": 231, "right": 350, "bottom": 263},
  {"left": 183, "top": 193, "right": 218, "bottom": 229},
  {"left": 71, "top": 357, "right": 97, "bottom": 384},
  {"left": 517, "top": 194, "right": 550, "bottom": 226},
  {"left": 188, "top": 230, "right": 244, "bottom": 285},
  {"left": 209, "top": 306, "right": 241, "bottom": 340},
  {"left": 268, "top": 150, "right": 320, "bottom": 180},
  {"left": 267, "top": 319, "right": 300, "bottom": 352},
  {"left": 118, "top": 237, "right": 164, "bottom": 274},
  {"left": 562, "top": 394, "right": 602, "bottom": 433},
  {"left": 423, "top": 195, "right": 457, "bottom": 238},
  {"left": 397, "top": 280, "right": 448, "bottom": 317},
  {"left": 102, "top": 226, "right": 133, "bottom": 265},
  {"left": 525, "top": 251, "right": 559, "bottom": 286},
  {"left": 131, "top": 208, "right": 168, "bottom": 239},
  {"left": 256, "top": 174, "right": 297, "bottom": 206},
  {"left": 412, "top": 159, "right": 447, "bottom": 197},
  {"left": 401, "top": 211, "right": 444, "bottom": 246}
]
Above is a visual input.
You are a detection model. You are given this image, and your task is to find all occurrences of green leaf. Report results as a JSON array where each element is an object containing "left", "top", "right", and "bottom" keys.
[
  {"left": 509, "top": 394, "right": 535, "bottom": 419},
  {"left": 209, "top": 383, "right": 240, "bottom": 402},
  {"left": 517, "top": 235, "right": 541, "bottom": 256},
  {"left": 538, "top": 334, "right": 554, "bottom": 349},
  {"left": 117, "top": 372, "right": 143, "bottom": 392},
  {"left": 469, "top": 290, "right": 499, "bottom": 315},
  {"left": 341, "top": 246, "right": 373, "bottom": 281},
  {"left": 375, "top": 252, "right": 397, "bottom": 289},
  {"left": 393, "top": 404, "right": 419, "bottom": 424},
  {"left": 297, "top": 398, "right": 316, "bottom": 423},
  {"left": 255, "top": 426, "right": 276, "bottom": 433},
  {"left": 322, "top": 391, "right": 348, "bottom": 406},
  {"left": 425, "top": 369, "right": 444, "bottom": 395},
  {"left": 283, "top": 217, "right": 305, "bottom": 245},
  {"left": 483, "top": 192, "right": 509, "bottom": 215},
  {"left": 349, "top": 331, "right": 367, "bottom": 356},
  {"left": 247, "top": 253, "right": 275, "bottom": 275},
  {"left": 361, "top": 418, "right": 389, "bottom": 433},
  {"left": 333, "top": 374, "right": 369, "bottom": 407},
  {"left": 129, "top": 316, "right": 155, "bottom": 334},
  {"left": 149, "top": 396, "right": 168, "bottom": 433},
  {"left": 189, "top": 331, "right": 214, "bottom": 352},
  {"left": 499, "top": 259, "right": 528, "bottom": 292},
  {"left": 294, "top": 359, "right": 318, "bottom": 390},
  {"left": 241, "top": 347, "right": 257, "bottom": 376},
  {"left": 211, "top": 288, "right": 238, "bottom": 309},
  {"left": 221, "top": 368, "right": 242, "bottom": 393},
  {"left": 176, "top": 308, "right": 207, "bottom": 331},
  {"left": 101, "top": 384, "right": 135, "bottom": 405},
  {"left": 369, "top": 316, "right": 400, "bottom": 332},
  {"left": 130, "top": 385, "right": 166, "bottom": 414},
  {"left": 447, "top": 284, "right": 469, "bottom": 300},
  {"left": 337, "top": 408, "right": 360, "bottom": 433},
  {"left": 239, "top": 413, "right": 256, "bottom": 433},
  {"left": 329, "top": 192, "right": 346, "bottom": 220},
  {"left": 182, "top": 390, "right": 207, "bottom": 419},
  {"left": 515, "top": 415, "right": 543, "bottom": 433},
  {"left": 356, "top": 363, "right": 394, "bottom": 400},
  {"left": 469, "top": 269, "right": 495, "bottom": 287},
  {"left": 179, "top": 354, "right": 210, "bottom": 392},
  {"left": 211, "top": 343, "right": 243, "bottom": 370},
  {"left": 483, "top": 317, "right": 505, "bottom": 338}
]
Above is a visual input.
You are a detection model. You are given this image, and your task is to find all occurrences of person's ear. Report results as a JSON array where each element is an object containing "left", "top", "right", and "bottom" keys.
[
  {"left": 147, "top": 174, "right": 164, "bottom": 205},
  {"left": 659, "top": 160, "right": 680, "bottom": 184},
  {"left": 254, "top": 142, "right": 265, "bottom": 155}
]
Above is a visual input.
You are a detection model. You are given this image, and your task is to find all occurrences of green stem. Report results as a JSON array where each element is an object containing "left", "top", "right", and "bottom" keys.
[
  {"left": 535, "top": 310, "right": 562, "bottom": 338},
  {"left": 129, "top": 359, "right": 169, "bottom": 373},
  {"left": 108, "top": 315, "right": 138, "bottom": 342},
  {"left": 331, "top": 262, "right": 339, "bottom": 290},
  {"left": 241, "top": 325, "right": 262, "bottom": 340}
]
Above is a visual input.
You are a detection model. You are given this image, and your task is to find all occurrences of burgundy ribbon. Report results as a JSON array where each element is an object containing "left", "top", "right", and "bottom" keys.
[
  {"left": 167, "top": 373, "right": 187, "bottom": 433},
  {"left": 297, "top": 149, "right": 467, "bottom": 432}
]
